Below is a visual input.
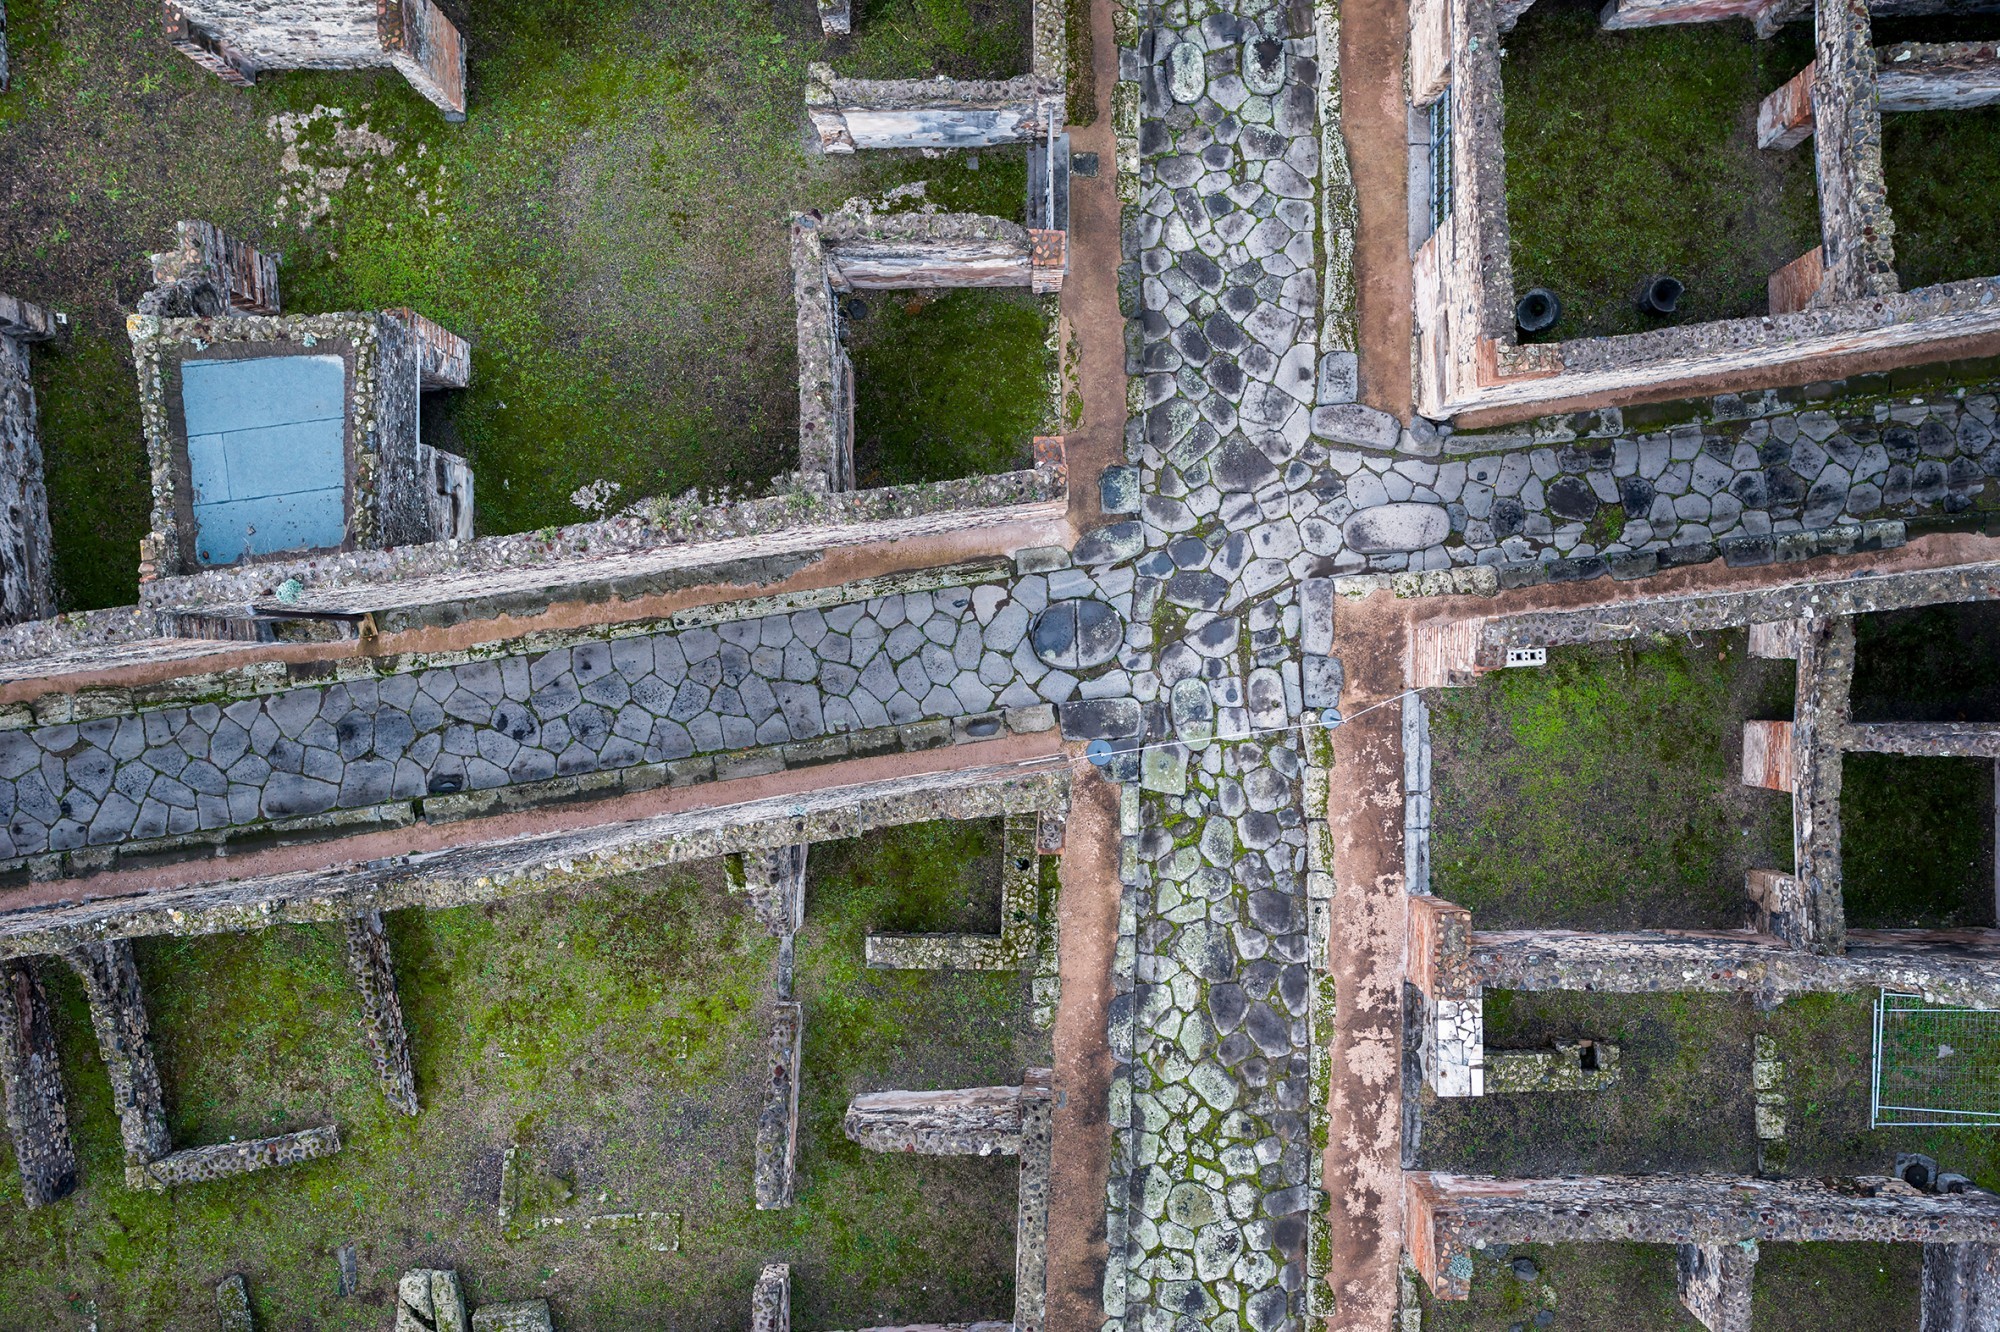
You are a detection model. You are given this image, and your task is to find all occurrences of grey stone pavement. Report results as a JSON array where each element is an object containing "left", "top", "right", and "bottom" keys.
[{"left": 0, "top": 583, "right": 1083, "bottom": 859}]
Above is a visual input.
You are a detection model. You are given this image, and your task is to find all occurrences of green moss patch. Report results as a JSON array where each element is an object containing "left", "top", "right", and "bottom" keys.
[
  {"left": 1428, "top": 631, "right": 1795, "bottom": 930},
  {"left": 831, "top": 0, "right": 1035, "bottom": 80},
  {"left": 847, "top": 287, "right": 1055, "bottom": 486},
  {"left": 1415, "top": 1242, "right": 1688, "bottom": 1330},
  {"left": 1853, "top": 603, "right": 2000, "bottom": 724},
  {"left": 1499, "top": 0, "right": 1818, "bottom": 338},
  {"left": 0, "top": 0, "right": 1042, "bottom": 610},
  {"left": 0, "top": 831, "right": 1038, "bottom": 1329}
]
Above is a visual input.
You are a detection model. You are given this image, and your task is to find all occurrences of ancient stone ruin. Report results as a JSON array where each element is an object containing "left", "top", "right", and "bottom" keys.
[{"left": 7, "top": 0, "right": 2000, "bottom": 1321}]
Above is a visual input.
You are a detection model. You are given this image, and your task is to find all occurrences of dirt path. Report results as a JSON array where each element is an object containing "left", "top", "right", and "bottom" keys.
[
  {"left": 1059, "top": 0, "right": 1130, "bottom": 536},
  {"left": 1322, "top": 597, "right": 1414, "bottom": 1331},
  {"left": 1047, "top": 771, "right": 1121, "bottom": 1332},
  {"left": 1342, "top": 0, "right": 1416, "bottom": 419}
]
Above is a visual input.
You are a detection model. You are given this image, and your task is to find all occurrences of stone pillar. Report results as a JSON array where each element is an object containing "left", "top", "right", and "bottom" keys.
[
  {"left": 147, "top": 221, "right": 280, "bottom": 316},
  {"left": 0, "top": 293, "right": 55, "bottom": 627},
  {"left": 751, "top": 1263, "right": 790, "bottom": 1332},
  {"left": 790, "top": 215, "right": 852, "bottom": 493},
  {"left": 1677, "top": 1241, "right": 1758, "bottom": 1332},
  {"left": 0, "top": 958, "right": 78, "bottom": 1207},
  {"left": 1922, "top": 1242, "right": 2000, "bottom": 1332},
  {"left": 63, "top": 940, "right": 171, "bottom": 1185},
  {"left": 343, "top": 911, "right": 420, "bottom": 1117},
  {"left": 1811, "top": 0, "right": 1897, "bottom": 305},
  {"left": 755, "top": 1001, "right": 801, "bottom": 1209},
  {"left": 741, "top": 844, "right": 808, "bottom": 937}
]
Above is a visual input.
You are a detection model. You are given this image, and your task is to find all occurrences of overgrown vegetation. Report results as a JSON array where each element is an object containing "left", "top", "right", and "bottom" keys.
[
  {"left": 1882, "top": 107, "right": 2000, "bottom": 291},
  {"left": 848, "top": 287, "right": 1055, "bottom": 485},
  {"left": 0, "top": 0, "right": 1041, "bottom": 611},
  {"left": 1499, "top": 0, "right": 1818, "bottom": 338},
  {"left": 0, "top": 821, "right": 1040, "bottom": 1329},
  {"left": 1428, "top": 631, "right": 1794, "bottom": 930}
]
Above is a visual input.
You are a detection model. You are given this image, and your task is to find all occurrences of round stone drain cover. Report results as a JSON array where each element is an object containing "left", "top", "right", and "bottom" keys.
[{"left": 1031, "top": 598, "right": 1124, "bottom": 670}]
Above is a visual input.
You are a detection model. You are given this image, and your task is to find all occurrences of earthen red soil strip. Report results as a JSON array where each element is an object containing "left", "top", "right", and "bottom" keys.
[
  {"left": 1343, "top": 0, "right": 1415, "bottom": 420},
  {"left": 1322, "top": 593, "right": 1412, "bottom": 1332},
  {"left": 1047, "top": 6, "right": 1127, "bottom": 1328},
  {"left": 0, "top": 728, "right": 1067, "bottom": 915}
]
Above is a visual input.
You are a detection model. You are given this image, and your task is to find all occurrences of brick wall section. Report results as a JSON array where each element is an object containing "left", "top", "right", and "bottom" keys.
[
  {"left": 1922, "top": 1242, "right": 2000, "bottom": 1332},
  {"left": 0, "top": 308, "right": 54, "bottom": 626},
  {"left": 754, "top": 1001, "right": 801, "bottom": 1209},
  {"left": 1409, "top": 1172, "right": 2000, "bottom": 1300},
  {"left": 1470, "top": 926, "right": 2000, "bottom": 1007},
  {"left": 1757, "top": 62, "right": 1817, "bottom": 150},
  {"left": 1407, "top": 895, "right": 1474, "bottom": 1000},
  {"left": 62, "top": 939, "right": 171, "bottom": 1184},
  {"left": 1676, "top": 1241, "right": 1757, "bottom": 1332},
  {"left": 1813, "top": 0, "right": 1898, "bottom": 305},
  {"left": 137, "top": 1123, "right": 341, "bottom": 1189},
  {"left": 0, "top": 958, "right": 78, "bottom": 1207},
  {"left": 343, "top": 910, "right": 419, "bottom": 1116},
  {"left": 380, "top": 0, "right": 466, "bottom": 120},
  {"left": 149, "top": 221, "right": 282, "bottom": 315}
]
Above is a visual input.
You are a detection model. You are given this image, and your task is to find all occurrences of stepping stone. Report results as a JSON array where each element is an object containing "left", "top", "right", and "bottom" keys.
[
  {"left": 1031, "top": 599, "right": 1124, "bottom": 670},
  {"left": 1343, "top": 503, "right": 1450, "bottom": 553}
]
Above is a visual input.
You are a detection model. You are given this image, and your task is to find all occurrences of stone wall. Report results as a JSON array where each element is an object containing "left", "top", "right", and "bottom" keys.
[
  {"left": 1922, "top": 1242, "right": 2000, "bottom": 1332},
  {"left": 137, "top": 1124, "right": 341, "bottom": 1189},
  {"left": 1675, "top": 1241, "right": 1757, "bottom": 1332},
  {"left": 63, "top": 939, "right": 171, "bottom": 1184},
  {"left": 344, "top": 910, "right": 419, "bottom": 1116},
  {"left": 1483, "top": 1041, "right": 1619, "bottom": 1094},
  {"left": 0, "top": 958, "right": 77, "bottom": 1206},
  {"left": 1812, "top": 0, "right": 1897, "bottom": 305},
  {"left": 807, "top": 67, "right": 1064, "bottom": 153},
  {"left": 751, "top": 1263, "right": 790, "bottom": 1332},
  {"left": 0, "top": 300, "right": 54, "bottom": 626},
  {"left": 843, "top": 1079, "right": 1041, "bottom": 1156},
  {"left": 165, "top": 0, "right": 466, "bottom": 117},
  {"left": 754, "top": 1001, "right": 801, "bottom": 1209},
  {"left": 1435, "top": 555, "right": 2000, "bottom": 677},
  {"left": 1409, "top": 1172, "right": 2000, "bottom": 1301},
  {"left": 1471, "top": 925, "right": 2000, "bottom": 1008},
  {"left": 1877, "top": 42, "right": 2000, "bottom": 112},
  {"left": 216, "top": 1274, "right": 255, "bottom": 1332},
  {"left": 791, "top": 217, "right": 855, "bottom": 492},
  {"left": 1, "top": 0, "right": 10, "bottom": 93},
  {"left": 819, "top": 209, "right": 1043, "bottom": 290}
]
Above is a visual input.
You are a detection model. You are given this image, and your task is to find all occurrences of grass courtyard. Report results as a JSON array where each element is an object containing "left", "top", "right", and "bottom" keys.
[
  {"left": 0, "top": 819, "right": 1046, "bottom": 1330},
  {"left": 0, "top": 0, "right": 1051, "bottom": 612},
  {"left": 1428, "top": 630, "right": 1795, "bottom": 931}
]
